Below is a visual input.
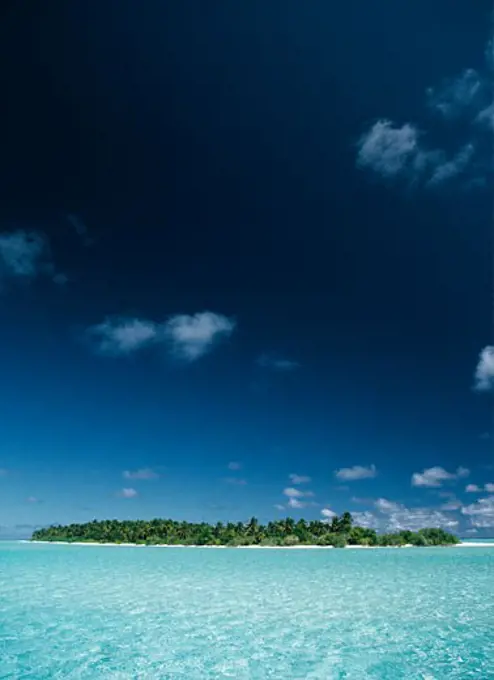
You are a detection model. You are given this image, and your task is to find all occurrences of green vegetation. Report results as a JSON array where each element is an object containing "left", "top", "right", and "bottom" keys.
[{"left": 31, "top": 513, "right": 459, "bottom": 547}]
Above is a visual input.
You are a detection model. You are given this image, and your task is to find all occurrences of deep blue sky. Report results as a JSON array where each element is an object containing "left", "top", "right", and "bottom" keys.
[{"left": 0, "top": 2, "right": 492, "bottom": 537}]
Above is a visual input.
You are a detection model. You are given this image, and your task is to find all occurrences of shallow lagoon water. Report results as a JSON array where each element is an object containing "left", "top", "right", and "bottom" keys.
[{"left": 1, "top": 541, "right": 493, "bottom": 679}]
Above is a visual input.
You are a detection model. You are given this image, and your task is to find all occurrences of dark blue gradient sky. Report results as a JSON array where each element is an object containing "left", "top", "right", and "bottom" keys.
[{"left": 0, "top": 2, "right": 492, "bottom": 537}]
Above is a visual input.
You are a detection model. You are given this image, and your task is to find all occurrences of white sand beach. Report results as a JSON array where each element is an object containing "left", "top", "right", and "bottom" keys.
[{"left": 24, "top": 540, "right": 494, "bottom": 549}]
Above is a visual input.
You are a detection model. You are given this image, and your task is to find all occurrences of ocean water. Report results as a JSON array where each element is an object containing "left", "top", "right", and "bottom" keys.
[{"left": 1, "top": 542, "right": 494, "bottom": 679}]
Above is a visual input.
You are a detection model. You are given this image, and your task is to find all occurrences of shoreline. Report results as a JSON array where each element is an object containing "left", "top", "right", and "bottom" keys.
[{"left": 23, "top": 540, "right": 494, "bottom": 549}]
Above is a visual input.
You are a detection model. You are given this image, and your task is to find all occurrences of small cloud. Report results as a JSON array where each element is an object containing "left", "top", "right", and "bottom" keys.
[
  {"left": 426, "top": 68, "right": 485, "bottom": 120},
  {"left": 283, "top": 487, "right": 314, "bottom": 499},
  {"left": 164, "top": 311, "right": 235, "bottom": 362},
  {"left": 283, "top": 487, "right": 304, "bottom": 498},
  {"left": 256, "top": 354, "right": 300, "bottom": 371},
  {"left": 375, "top": 498, "right": 459, "bottom": 531},
  {"left": 441, "top": 498, "right": 463, "bottom": 511},
  {"left": 227, "top": 461, "right": 242, "bottom": 471},
  {"left": 26, "top": 496, "right": 40, "bottom": 503},
  {"left": 461, "top": 495, "right": 494, "bottom": 528},
  {"left": 0, "top": 468, "right": 8, "bottom": 477},
  {"left": 288, "top": 473, "right": 311, "bottom": 485},
  {"left": 67, "top": 214, "right": 94, "bottom": 247},
  {"left": 224, "top": 477, "right": 247, "bottom": 486},
  {"left": 87, "top": 317, "right": 159, "bottom": 356},
  {"left": 334, "top": 465, "right": 377, "bottom": 481},
  {"left": 356, "top": 121, "right": 474, "bottom": 188},
  {"left": 352, "top": 511, "right": 381, "bottom": 530},
  {"left": 466, "top": 484, "right": 481, "bottom": 493},
  {"left": 282, "top": 487, "right": 314, "bottom": 508},
  {"left": 375, "top": 498, "right": 401, "bottom": 513},
  {"left": 86, "top": 311, "right": 235, "bottom": 362},
  {"left": 118, "top": 488, "right": 138, "bottom": 498},
  {"left": 479, "top": 432, "right": 491, "bottom": 440},
  {"left": 123, "top": 468, "right": 159, "bottom": 480},
  {"left": 485, "top": 483, "right": 494, "bottom": 493},
  {"left": 427, "top": 143, "right": 475, "bottom": 187},
  {"left": 274, "top": 504, "right": 285, "bottom": 511},
  {"left": 321, "top": 508, "right": 336, "bottom": 519},
  {"left": 288, "top": 497, "right": 306, "bottom": 509},
  {"left": 473, "top": 346, "right": 494, "bottom": 392},
  {"left": 0, "top": 230, "right": 60, "bottom": 283},
  {"left": 477, "top": 102, "right": 494, "bottom": 131},
  {"left": 356, "top": 121, "right": 431, "bottom": 179},
  {"left": 411, "top": 466, "right": 469, "bottom": 488},
  {"left": 356, "top": 38, "right": 493, "bottom": 192}
]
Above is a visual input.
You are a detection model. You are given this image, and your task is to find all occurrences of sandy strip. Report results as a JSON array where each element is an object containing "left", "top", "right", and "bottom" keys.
[
  {"left": 23, "top": 540, "right": 494, "bottom": 549},
  {"left": 26, "top": 541, "right": 333, "bottom": 549},
  {"left": 454, "top": 542, "right": 494, "bottom": 548}
]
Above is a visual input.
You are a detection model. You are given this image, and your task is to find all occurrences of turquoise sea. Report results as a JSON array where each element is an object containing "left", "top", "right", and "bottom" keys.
[{"left": 1, "top": 541, "right": 494, "bottom": 679}]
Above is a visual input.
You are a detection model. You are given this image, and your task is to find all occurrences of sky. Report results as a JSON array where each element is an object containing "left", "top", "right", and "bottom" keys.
[{"left": 0, "top": 2, "right": 493, "bottom": 538}]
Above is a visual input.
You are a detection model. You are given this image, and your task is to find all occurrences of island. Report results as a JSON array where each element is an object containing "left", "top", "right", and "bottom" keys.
[{"left": 31, "top": 512, "right": 459, "bottom": 547}]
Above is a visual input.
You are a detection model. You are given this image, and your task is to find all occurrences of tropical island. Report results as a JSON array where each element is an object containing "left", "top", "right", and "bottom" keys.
[{"left": 31, "top": 512, "right": 459, "bottom": 547}]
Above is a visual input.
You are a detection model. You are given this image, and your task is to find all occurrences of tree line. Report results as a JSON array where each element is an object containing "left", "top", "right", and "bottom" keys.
[{"left": 31, "top": 512, "right": 459, "bottom": 547}]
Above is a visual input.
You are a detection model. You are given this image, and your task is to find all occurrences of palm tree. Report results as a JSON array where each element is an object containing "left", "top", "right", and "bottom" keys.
[{"left": 338, "top": 512, "right": 353, "bottom": 534}]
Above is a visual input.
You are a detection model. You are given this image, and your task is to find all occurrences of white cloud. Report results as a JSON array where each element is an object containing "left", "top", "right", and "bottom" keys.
[
  {"left": 321, "top": 508, "right": 336, "bottom": 519},
  {"left": 426, "top": 68, "right": 485, "bottom": 119},
  {"left": 288, "top": 497, "right": 305, "bottom": 509},
  {"left": 374, "top": 498, "right": 458, "bottom": 531},
  {"left": 476, "top": 102, "right": 494, "bottom": 130},
  {"left": 357, "top": 121, "right": 475, "bottom": 188},
  {"left": 411, "top": 466, "right": 469, "bottom": 488},
  {"left": 87, "top": 310, "right": 235, "bottom": 361},
  {"left": 335, "top": 464, "right": 377, "bottom": 481},
  {"left": 228, "top": 461, "right": 242, "bottom": 471},
  {"left": 283, "top": 487, "right": 314, "bottom": 498},
  {"left": 427, "top": 144, "right": 475, "bottom": 187},
  {"left": 356, "top": 121, "right": 428, "bottom": 179},
  {"left": 283, "top": 487, "right": 304, "bottom": 498},
  {"left": 123, "top": 468, "right": 159, "bottom": 480},
  {"left": 441, "top": 498, "right": 463, "bottom": 512},
  {"left": 256, "top": 354, "right": 300, "bottom": 371},
  {"left": 26, "top": 496, "right": 39, "bottom": 503},
  {"left": 427, "top": 58, "right": 494, "bottom": 134},
  {"left": 465, "top": 484, "right": 481, "bottom": 493},
  {"left": 0, "top": 230, "right": 61, "bottom": 283},
  {"left": 473, "top": 346, "right": 494, "bottom": 392},
  {"left": 289, "top": 473, "right": 311, "bottom": 485},
  {"left": 485, "top": 483, "right": 494, "bottom": 493},
  {"left": 282, "top": 486, "right": 315, "bottom": 509},
  {"left": 352, "top": 511, "right": 381, "bottom": 530},
  {"left": 88, "top": 317, "right": 159, "bottom": 356},
  {"left": 357, "top": 39, "right": 493, "bottom": 190},
  {"left": 375, "top": 498, "right": 401, "bottom": 513},
  {"left": 461, "top": 495, "right": 494, "bottom": 528},
  {"left": 119, "top": 487, "right": 138, "bottom": 498},
  {"left": 274, "top": 504, "right": 285, "bottom": 511},
  {"left": 164, "top": 311, "right": 235, "bottom": 361}
]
